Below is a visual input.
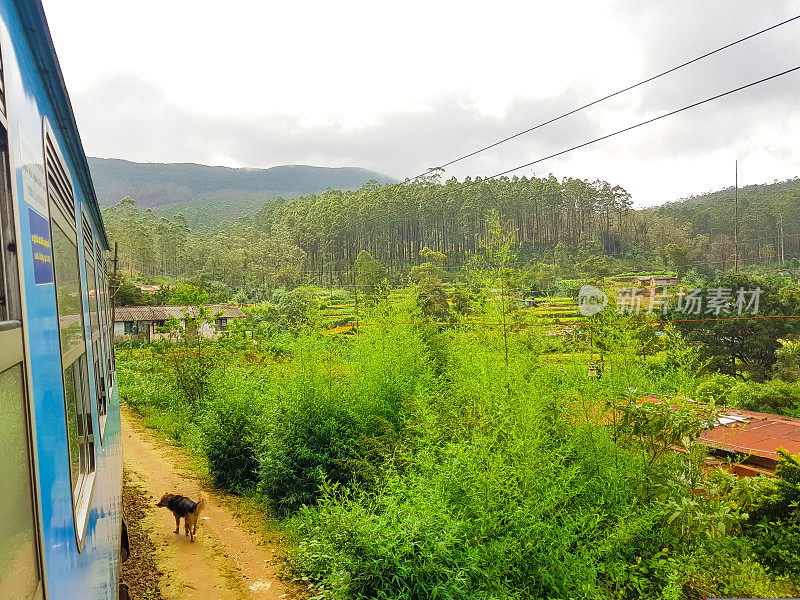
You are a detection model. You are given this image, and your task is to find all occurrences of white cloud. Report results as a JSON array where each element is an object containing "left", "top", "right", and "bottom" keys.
[{"left": 43, "top": 0, "right": 800, "bottom": 206}]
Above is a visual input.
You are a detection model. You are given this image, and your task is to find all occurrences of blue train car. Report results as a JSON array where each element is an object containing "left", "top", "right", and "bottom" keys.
[{"left": 0, "top": 2, "right": 125, "bottom": 599}]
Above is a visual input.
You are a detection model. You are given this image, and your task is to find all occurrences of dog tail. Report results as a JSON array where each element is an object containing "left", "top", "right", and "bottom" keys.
[{"left": 195, "top": 492, "right": 207, "bottom": 517}]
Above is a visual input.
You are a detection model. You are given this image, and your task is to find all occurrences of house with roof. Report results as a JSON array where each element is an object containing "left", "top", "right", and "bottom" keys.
[
  {"left": 113, "top": 305, "right": 246, "bottom": 342},
  {"left": 699, "top": 407, "right": 800, "bottom": 477},
  {"left": 637, "top": 395, "right": 800, "bottom": 477},
  {"left": 636, "top": 275, "right": 681, "bottom": 287}
]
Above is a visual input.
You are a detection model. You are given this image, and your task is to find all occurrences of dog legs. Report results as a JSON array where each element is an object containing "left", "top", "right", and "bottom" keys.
[
  {"left": 174, "top": 514, "right": 180, "bottom": 534},
  {"left": 185, "top": 514, "right": 197, "bottom": 542}
]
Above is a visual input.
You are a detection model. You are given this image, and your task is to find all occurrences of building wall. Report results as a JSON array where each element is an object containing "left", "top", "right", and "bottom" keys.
[{"left": 114, "top": 318, "right": 228, "bottom": 342}]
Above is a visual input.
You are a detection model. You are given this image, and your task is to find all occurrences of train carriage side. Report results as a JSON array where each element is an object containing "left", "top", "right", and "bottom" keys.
[{"left": 0, "top": 2, "right": 123, "bottom": 600}]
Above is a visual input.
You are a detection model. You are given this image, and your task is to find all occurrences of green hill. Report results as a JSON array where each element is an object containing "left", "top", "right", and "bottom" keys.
[
  {"left": 88, "top": 157, "right": 398, "bottom": 212},
  {"left": 657, "top": 177, "right": 800, "bottom": 236}
]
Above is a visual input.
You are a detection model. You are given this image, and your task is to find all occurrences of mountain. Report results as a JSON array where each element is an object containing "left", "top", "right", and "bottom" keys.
[{"left": 87, "top": 157, "right": 398, "bottom": 209}]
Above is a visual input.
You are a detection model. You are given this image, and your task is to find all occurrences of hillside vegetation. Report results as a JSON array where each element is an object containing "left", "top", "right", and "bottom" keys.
[
  {"left": 103, "top": 173, "right": 800, "bottom": 301},
  {"left": 658, "top": 177, "right": 800, "bottom": 257},
  {"left": 88, "top": 157, "right": 397, "bottom": 211}
]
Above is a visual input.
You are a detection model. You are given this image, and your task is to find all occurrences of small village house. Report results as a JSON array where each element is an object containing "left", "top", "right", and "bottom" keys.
[{"left": 113, "top": 305, "right": 246, "bottom": 342}]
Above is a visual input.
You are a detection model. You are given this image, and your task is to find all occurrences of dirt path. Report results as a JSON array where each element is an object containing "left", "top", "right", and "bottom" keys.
[{"left": 121, "top": 407, "right": 302, "bottom": 600}]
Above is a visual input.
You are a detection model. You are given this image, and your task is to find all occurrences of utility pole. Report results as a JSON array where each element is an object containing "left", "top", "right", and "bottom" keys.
[
  {"left": 110, "top": 241, "right": 119, "bottom": 329},
  {"left": 734, "top": 160, "right": 739, "bottom": 273}
]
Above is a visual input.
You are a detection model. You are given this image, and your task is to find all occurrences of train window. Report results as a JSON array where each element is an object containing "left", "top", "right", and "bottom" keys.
[
  {"left": 0, "top": 129, "right": 19, "bottom": 322},
  {"left": 82, "top": 213, "right": 107, "bottom": 431},
  {"left": 83, "top": 235, "right": 100, "bottom": 334},
  {"left": 94, "top": 244, "right": 112, "bottom": 423},
  {"left": 45, "top": 123, "right": 95, "bottom": 546},
  {"left": 97, "top": 249, "right": 116, "bottom": 385},
  {"left": 0, "top": 40, "right": 6, "bottom": 121},
  {"left": 97, "top": 246, "right": 114, "bottom": 391},
  {"left": 51, "top": 221, "right": 85, "bottom": 355},
  {"left": 0, "top": 365, "right": 41, "bottom": 599},
  {"left": 1, "top": 83, "right": 42, "bottom": 595},
  {"left": 63, "top": 356, "right": 94, "bottom": 487}
]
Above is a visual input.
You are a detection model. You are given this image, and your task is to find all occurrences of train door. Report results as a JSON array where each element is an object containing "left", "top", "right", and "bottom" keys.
[{"left": 0, "top": 76, "right": 45, "bottom": 599}]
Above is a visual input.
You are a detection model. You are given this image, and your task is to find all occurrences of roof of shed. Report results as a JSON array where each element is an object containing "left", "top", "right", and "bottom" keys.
[
  {"left": 699, "top": 408, "right": 800, "bottom": 461},
  {"left": 634, "top": 395, "right": 800, "bottom": 463},
  {"left": 115, "top": 305, "right": 246, "bottom": 321}
]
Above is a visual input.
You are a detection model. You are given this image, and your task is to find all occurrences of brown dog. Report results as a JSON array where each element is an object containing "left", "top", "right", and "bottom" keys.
[{"left": 156, "top": 492, "right": 207, "bottom": 542}]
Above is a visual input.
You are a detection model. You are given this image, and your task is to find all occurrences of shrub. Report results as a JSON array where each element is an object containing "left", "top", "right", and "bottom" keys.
[
  {"left": 258, "top": 390, "right": 362, "bottom": 514},
  {"left": 259, "top": 325, "right": 432, "bottom": 514},
  {"left": 774, "top": 340, "right": 800, "bottom": 381},
  {"left": 202, "top": 392, "right": 264, "bottom": 492},
  {"left": 728, "top": 380, "right": 800, "bottom": 415},
  {"left": 694, "top": 374, "right": 737, "bottom": 405},
  {"left": 744, "top": 451, "right": 800, "bottom": 576}
]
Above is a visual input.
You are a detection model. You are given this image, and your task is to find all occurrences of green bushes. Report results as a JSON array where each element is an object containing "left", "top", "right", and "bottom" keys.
[
  {"left": 744, "top": 451, "right": 800, "bottom": 576},
  {"left": 259, "top": 325, "right": 434, "bottom": 514},
  {"left": 692, "top": 373, "right": 800, "bottom": 416},
  {"left": 202, "top": 373, "right": 266, "bottom": 491},
  {"left": 117, "top": 297, "right": 800, "bottom": 600},
  {"left": 729, "top": 380, "right": 800, "bottom": 415},
  {"left": 259, "top": 388, "right": 363, "bottom": 514}
]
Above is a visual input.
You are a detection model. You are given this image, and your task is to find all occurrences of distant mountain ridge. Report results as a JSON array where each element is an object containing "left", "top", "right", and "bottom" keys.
[{"left": 88, "top": 157, "right": 398, "bottom": 209}]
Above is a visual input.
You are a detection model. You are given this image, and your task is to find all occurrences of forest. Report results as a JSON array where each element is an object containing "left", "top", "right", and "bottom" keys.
[{"left": 103, "top": 174, "right": 800, "bottom": 301}]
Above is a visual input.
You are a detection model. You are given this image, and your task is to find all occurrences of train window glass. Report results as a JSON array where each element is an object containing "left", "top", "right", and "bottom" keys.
[
  {"left": 93, "top": 337, "right": 107, "bottom": 424},
  {"left": 51, "top": 221, "right": 85, "bottom": 357},
  {"left": 0, "top": 124, "right": 19, "bottom": 323},
  {"left": 96, "top": 341, "right": 106, "bottom": 412},
  {"left": 85, "top": 251, "right": 99, "bottom": 332},
  {"left": 97, "top": 251, "right": 116, "bottom": 384},
  {"left": 0, "top": 365, "right": 40, "bottom": 599},
  {"left": 45, "top": 123, "right": 94, "bottom": 545},
  {"left": 63, "top": 360, "right": 80, "bottom": 491},
  {"left": 82, "top": 217, "right": 107, "bottom": 431},
  {"left": 83, "top": 217, "right": 99, "bottom": 334},
  {"left": 62, "top": 341, "right": 95, "bottom": 504},
  {"left": 64, "top": 355, "right": 94, "bottom": 486},
  {"left": 0, "top": 40, "right": 7, "bottom": 121}
]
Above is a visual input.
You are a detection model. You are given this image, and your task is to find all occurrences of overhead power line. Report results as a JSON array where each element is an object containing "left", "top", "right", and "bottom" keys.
[
  {"left": 487, "top": 65, "right": 800, "bottom": 179},
  {"left": 410, "top": 13, "right": 800, "bottom": 180}
]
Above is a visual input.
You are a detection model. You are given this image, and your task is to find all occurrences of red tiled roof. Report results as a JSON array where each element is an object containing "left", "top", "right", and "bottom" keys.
[
  {"left": 635, "top": 395, "right": 800, "bottom": 465},
  {"left": 699, "top": 409, "right": 800, "bottom": 462}
]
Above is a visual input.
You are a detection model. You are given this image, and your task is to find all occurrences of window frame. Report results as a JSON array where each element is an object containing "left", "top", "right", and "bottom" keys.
[
  {"left": 43, "top": 119, "right": 95, "bottom": 551},
  {"left": 0, "top": 57, "right": 44, "bottom": 597},
  {"left": 81, "top": 211, "right": 107, "bottom": 438},
  {"left": 97, "top": 251, "right": 115, "bottom": 388}
]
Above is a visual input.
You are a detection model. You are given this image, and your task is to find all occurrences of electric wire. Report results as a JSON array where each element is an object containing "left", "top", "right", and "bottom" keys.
[
  {"left": 409, "top": 13, "right": 800, "bottom": 180},
  {"left": 487, "top": 65, "right": 800, "bottom": 179}
]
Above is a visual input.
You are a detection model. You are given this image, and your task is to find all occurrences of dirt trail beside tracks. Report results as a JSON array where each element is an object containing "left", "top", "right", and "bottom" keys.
[{"left": 121, "top": 407, "right": 301, "bottom": 600}]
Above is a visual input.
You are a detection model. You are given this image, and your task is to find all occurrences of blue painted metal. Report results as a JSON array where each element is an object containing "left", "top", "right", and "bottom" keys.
[{"left": 1, "top": 1, "right": 122, "bottom": 598}]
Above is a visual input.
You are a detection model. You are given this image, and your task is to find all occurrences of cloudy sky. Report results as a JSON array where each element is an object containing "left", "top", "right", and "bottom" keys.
[{"left": 41, "top": 0, "right": 800, "bottom": 207}]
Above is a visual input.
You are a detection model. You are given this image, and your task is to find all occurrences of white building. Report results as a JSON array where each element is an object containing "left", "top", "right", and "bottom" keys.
[{"left": 113, "top": 305, "right": 246, "bottom": 342}]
